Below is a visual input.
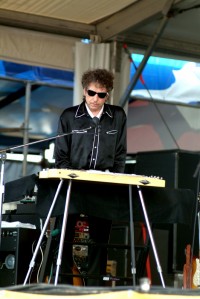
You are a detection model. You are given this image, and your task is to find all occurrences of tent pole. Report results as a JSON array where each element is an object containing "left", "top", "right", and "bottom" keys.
[{"left": 119, "top": 0, "right": 175, "bottom": 108}]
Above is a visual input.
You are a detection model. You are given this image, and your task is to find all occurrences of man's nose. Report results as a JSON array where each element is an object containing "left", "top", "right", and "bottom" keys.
[{"left": 93, "top": 94, "right": 99, "bottom": 101}]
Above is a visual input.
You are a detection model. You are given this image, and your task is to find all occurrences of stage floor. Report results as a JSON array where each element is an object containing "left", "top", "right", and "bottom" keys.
[{"left": 1, "top": 284, "right": 200, "bottom": 299}]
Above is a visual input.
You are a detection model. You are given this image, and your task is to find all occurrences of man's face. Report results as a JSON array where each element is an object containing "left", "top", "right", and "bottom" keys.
[{"left": 84, "top": 82, "right": 108, "bottom": 115}]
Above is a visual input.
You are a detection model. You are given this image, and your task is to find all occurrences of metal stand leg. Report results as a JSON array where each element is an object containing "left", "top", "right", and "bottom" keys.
[
  {"left": 23, "top": 179, "right": 64, "bottom": 285},
  {"left": 128, "top": 185, "right": 136, "bottom": 286},
  {"left": 137, "top": 185, "right": 165, "bottom": 288},
  {"left": 54, "top": 179, "right": 72, "bottom": 285}
]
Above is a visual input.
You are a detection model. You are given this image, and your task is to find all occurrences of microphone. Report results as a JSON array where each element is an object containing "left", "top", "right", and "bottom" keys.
[
  {"left": 92, "top": 117, "right": 100, "bottom": 127},
  {"left": 92, "top": 117, "right": 101, "bottom": 133}
]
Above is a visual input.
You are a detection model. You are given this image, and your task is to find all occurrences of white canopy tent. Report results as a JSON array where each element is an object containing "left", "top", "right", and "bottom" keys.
[{"left": 0, "top": 0, "right": 200, "bottom": 65}]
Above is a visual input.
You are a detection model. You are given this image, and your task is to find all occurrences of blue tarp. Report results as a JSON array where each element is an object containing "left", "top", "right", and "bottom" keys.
[
  {"left": 0, "top": 60, "right": 74, "bottom": 87},
  {"left": 130, "top": 54, "right": 200, "bottom": 105}
]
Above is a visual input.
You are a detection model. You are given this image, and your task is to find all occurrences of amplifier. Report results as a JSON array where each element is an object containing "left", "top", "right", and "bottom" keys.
[
  {"left": 0, "top": 228, "right": 39, "bottom": 287},
  {"left": 135, "top": 150, "right": 200, "bottom": 273}
]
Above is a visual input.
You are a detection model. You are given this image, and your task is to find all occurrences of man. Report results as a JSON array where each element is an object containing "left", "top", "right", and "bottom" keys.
[{"left": 54, "top": 68, "right": 127, "bottom": 286}]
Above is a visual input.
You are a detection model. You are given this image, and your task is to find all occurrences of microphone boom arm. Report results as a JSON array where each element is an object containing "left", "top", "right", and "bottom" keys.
[
  {"left": 0, "top": 126, "right": 93, "bottom": 247},
  {"left": 0, "top": 127, "right": 93, "bottom": 154}
]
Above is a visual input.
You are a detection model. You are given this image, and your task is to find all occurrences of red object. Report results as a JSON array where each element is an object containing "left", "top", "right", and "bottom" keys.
[{"left": 140, "top": 222, "right": 152, "bottom": 283}]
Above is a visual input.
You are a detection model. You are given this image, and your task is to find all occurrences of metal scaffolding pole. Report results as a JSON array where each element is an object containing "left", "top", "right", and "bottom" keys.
[{"left": 22, "top": 81, "right": 31, "bottom": 176}]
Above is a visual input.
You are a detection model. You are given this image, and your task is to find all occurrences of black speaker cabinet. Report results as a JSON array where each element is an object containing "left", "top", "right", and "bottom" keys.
[
  {"left": 0, "top": 228, "right": 39, "bottom": 287},
  {"left": 134, "top": 150, "right": 200, "bottom": 273},
  {"left": 135, "top": 149, "right": 200, "bottom": 191}
]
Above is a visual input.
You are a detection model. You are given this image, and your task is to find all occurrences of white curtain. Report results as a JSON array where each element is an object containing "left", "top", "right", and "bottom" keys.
[
  {"left": 73, "top": 42, "right": 111, "bottom": 105},
  {"left": 112, "top": 49, "right": 130, "bottom": 112}
]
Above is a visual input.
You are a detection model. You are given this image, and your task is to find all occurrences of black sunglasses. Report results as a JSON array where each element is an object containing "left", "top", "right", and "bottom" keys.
[{"left": 87, "top": 89, "right": 108, "bottom": 99}]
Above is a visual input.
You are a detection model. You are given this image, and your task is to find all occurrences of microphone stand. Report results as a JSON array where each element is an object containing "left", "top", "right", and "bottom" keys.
[
  {"left": 0, "top": 152, "right": 6, "bottom": 248},
  {"left": 191, "top": 160, "right": 200, "bottom": 265},
  {"left": 0, "top": 127, "right": 92, "bottom": 248}
]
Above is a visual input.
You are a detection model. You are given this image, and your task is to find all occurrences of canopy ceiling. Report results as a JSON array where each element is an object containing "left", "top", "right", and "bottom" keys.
[{"left": 0, "top": 0, "right": 200, "bottom": 62}]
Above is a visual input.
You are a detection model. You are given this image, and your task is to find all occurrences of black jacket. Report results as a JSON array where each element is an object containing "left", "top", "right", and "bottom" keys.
[{"left": 55, "top": 101, "right": 127, "bottom": 173}]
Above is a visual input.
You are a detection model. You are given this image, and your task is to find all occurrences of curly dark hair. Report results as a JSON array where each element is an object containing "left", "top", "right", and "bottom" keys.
[{"left": 81, "top": 68, "right": 114, "bottom": 92}]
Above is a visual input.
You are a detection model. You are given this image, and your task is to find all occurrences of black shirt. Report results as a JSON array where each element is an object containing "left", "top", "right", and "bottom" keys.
[{"left": 54, "top": 101, "right": 127, "bottom": 173}]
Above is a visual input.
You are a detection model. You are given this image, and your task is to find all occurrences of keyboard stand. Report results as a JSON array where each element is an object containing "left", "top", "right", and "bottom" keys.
[
  {"left": 23, "top": 177, "right": 165, "bottom": 287},
  {"left": 137, "top": 185, "right": 165, "bottom": 287}
]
